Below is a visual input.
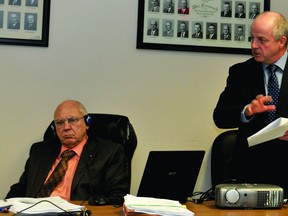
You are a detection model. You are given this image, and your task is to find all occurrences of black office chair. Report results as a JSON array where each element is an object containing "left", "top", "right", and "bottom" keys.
[
  {"left": 43, "top": 113, "right": 137, "bottom": 192},
  {"left": 211, "top": 130, "right": 238, "bottom": 188}
]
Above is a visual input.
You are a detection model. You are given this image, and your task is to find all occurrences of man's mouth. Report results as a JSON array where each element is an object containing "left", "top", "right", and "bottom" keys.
[{"left": 63, "top": 134, "right": 74, "bottom": 139}]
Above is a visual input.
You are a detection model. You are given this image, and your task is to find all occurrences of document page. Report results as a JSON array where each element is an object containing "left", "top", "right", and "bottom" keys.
[
  {"left": 247, "top": 117, "right": 288, "bottom": 147},
  {"left": 123, "top": 194, "right": 194, "bottom": 216},
  {"left": 4, "top": 196, "right": 84, "bottom": 214}
]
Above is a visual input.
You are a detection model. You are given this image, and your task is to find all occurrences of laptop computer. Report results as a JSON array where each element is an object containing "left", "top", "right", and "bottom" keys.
[{"left": 137, "top": 150, "right": 205, "bottom": 203}]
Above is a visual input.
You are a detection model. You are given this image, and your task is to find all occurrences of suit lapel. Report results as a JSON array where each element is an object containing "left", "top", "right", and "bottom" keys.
[
  {"left": 247, "top": 59, "right": 266, "bottom": 97},
  {"left": 256, "top": 62, "right": 266, "bottom": 94},
  {"left": 31, "top": 141, "right": 61, "bottom": 196},
  {"left": 277, "top": 56, "right": 288, "bottom": 117},
  {"left": 71, "top": 139, "right": 97, "bottom": 192}
]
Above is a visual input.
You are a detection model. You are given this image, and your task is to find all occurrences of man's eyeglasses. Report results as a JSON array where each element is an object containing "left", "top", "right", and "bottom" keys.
[{"left": 54, "top": 116, "right": 85, "bottom": 127}]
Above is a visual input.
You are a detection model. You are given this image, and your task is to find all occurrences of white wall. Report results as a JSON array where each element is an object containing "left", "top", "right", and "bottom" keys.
[{"left": 0, "top": 1, "right": 286, "bottom": 198}]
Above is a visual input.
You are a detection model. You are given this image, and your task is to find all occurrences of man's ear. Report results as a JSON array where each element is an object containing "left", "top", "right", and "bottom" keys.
[{"left": 279, "top": 35, "right": 287, "bottom": 49}]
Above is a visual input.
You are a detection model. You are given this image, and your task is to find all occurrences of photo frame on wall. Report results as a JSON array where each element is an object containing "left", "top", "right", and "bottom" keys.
[
  {"left": 137, "top": 0, "right": 270, "bottom": 54},
  {"left": 0, "top": 0, "right": 50, "bottom": 47}
]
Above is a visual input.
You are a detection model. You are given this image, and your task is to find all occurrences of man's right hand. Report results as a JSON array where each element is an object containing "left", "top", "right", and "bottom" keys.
[{"left": 245, "top": 94, "right": 276, "bottom": 117}]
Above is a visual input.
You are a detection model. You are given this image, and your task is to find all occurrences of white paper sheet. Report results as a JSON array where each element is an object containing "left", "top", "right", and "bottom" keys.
[
  {"left": 124, "top": 194, "right": 194, "bottom": 216},
  {"left": 247, "top": 117, "right": 288, "bottom": 147},
  {"left": 3, "top": 196, "right": 84, "bottom": 214}
]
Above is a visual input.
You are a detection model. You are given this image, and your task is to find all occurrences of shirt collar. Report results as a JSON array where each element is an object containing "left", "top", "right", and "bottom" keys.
[
  {"left": 263, "top": 51, "right": 288, "bottom": 71},
  {"left": 60, "top": 136, "right": 88, "bottom": 158}
]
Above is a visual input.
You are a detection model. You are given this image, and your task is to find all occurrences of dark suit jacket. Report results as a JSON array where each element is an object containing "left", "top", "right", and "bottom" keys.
[
  {"left": 177, "top": 30, "right": 188, "bottom": 38},
  {"left": 220, "top": 34, "right": 231, "bottom": 40},
  {"left": 6, "top": 138, "right": 129, "bottom": 201},
  {"left": 192, "top": 32, "right": 203, "bottom": 39},
  {"left": 213, "top": 57, "right": 288, "bottom": 197},
  {"left": 147, "top": 29, "right": 159, "bottom": 36},
  {"left": 163, "top": 6, "right": 174, "bottom": 13},
  {"left": 249, "top": 12, "right": 259, "bottom": 19},
  {"left": 8, "top": 22, "right": 20, "bottom": 29},
  {"left": 26, "top": 0, "right": 38, "bottom": 6},
  {"left": 206, "top": 33, "right": 217, "bottom": 39},
  {"left": 9, "top": 0, "right": 21, "bottom": 5},
  {"left": 214, "top": 57, "right": 288, "bottom": 135},
  {"left": 24, "top": 23, "right": 37, "bottom": 30},
  {"left": 235, "top": 12, "right": 246, "bottom": 18},
  {"left": 221, "top": 10, "right": 232, "bottom": 17}
]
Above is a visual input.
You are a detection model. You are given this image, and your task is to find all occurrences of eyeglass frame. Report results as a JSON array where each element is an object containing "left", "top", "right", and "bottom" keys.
[{"left": 54, "top": 116, "right": 86, "bottom": 127}]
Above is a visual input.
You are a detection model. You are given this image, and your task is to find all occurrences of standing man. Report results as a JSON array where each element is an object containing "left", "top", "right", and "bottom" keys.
[
  {"left": 6, "top": 100, "right": 129, "bottom": 202},
  {"left": 213, "top": 11, "right": 288, "bottom": 198}
]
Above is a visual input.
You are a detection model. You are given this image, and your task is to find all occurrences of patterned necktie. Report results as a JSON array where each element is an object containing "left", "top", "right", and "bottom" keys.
[
  {"left": 267, "top": 64, "right": 279, "bottom": 123},
  {"left": 37, "top": 150, "right": 76, "bottom": 197}
]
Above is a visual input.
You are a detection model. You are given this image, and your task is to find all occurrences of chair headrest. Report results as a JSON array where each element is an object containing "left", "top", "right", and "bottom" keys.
[{"left": 43, "top": 113, "right": 137, "bottom": 160}]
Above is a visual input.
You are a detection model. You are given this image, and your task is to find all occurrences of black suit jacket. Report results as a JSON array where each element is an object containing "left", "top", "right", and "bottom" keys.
[
  {"left": 177, "top": 30, "right": 188, "bottom": 38},
  {"left": 235, "top": 12, "right": 246, "bottom": 18},
  {"left": 147, "top": 29, "right": 159, "bottom": 36},
  {"left": 214, "top": 57, "right": 288, "bottom": 137},
  {"left": 163, "top": 6, "right": 174, "bottom": 13},
  {"left": 26, "top": 0, "right": 38, "bottom": 6},
  {"left": 6, "top": 138, "right": 129, "bottom": 201},
  {"left": 9, "top": 0, "right": 21, "bottom": 5},
  {"left": 192, "top": 32, "right": 203, "bottom": 39},
  {"left": 213, "top": 57, "right": 288, "bottom": 197},
  {"left": 8, "top": 22, "right": 20, "bottom": 29},
  {"left": 206, "top": 33, "right": 217, "bottom": 39},
  {"left": 221, "top": 10, "right": 232, "bottom": 17}
]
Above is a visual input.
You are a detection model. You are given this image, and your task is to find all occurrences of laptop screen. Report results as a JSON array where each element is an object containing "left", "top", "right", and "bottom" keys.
[{"left": 137, "top": 150, "right": 205, "bottom": 203}]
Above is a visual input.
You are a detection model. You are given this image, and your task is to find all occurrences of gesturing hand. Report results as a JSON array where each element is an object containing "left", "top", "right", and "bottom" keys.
[{"left": 245, "top": 94, "right": 276, "bottom": 117}]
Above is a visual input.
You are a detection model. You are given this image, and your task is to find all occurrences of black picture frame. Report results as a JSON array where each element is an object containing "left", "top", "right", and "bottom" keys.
[
  {"left": 137, "top": 0, "right": 270, "bottom": 54},
  {"left": 0, "top": 0, "right": 50, "bottom": 47}
]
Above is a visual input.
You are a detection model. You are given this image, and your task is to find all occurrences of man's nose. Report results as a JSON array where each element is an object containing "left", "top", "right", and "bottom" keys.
[{"left": 63, "top": 121, "right": 72, "bottom": 129}]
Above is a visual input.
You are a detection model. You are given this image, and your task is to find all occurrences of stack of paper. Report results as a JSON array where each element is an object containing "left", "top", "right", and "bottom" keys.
[
  {"left": 2, "top": 196, "right": 84, "bottom": 215},
  {"left": 247, "top": 117, "right": 288, "bottom": 147},
  {"left": 123, "top": 194, "right": 194, "bottom": 216}
]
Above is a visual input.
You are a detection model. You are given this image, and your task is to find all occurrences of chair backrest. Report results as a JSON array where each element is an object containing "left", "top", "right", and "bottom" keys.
[
  {"left": 211, "top": 130, "right": 238, "bottom": 188},
  {"left": 43, "top": 113, "right": 137, "bottom": 191}
]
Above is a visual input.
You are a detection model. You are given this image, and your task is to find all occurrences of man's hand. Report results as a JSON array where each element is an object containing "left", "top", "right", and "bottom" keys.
[
  {"left": 279, "top": 130, "right": 288, "bottom": 141},
  {"left": 245, "top": 94, "right": 276, "bottom": 117}
]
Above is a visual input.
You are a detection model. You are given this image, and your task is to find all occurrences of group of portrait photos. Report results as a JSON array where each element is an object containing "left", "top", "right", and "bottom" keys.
[
  {"left": 0, "top": 0, "right": 46, "bottom": 43},
  {"left": 137, "top": 0, "right": 269, "bottom": 54}
]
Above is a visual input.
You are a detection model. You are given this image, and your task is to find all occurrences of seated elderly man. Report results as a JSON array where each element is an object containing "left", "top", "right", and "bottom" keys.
[{"left": 6, "top": 100, "right": 129, "bottom": 204}]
